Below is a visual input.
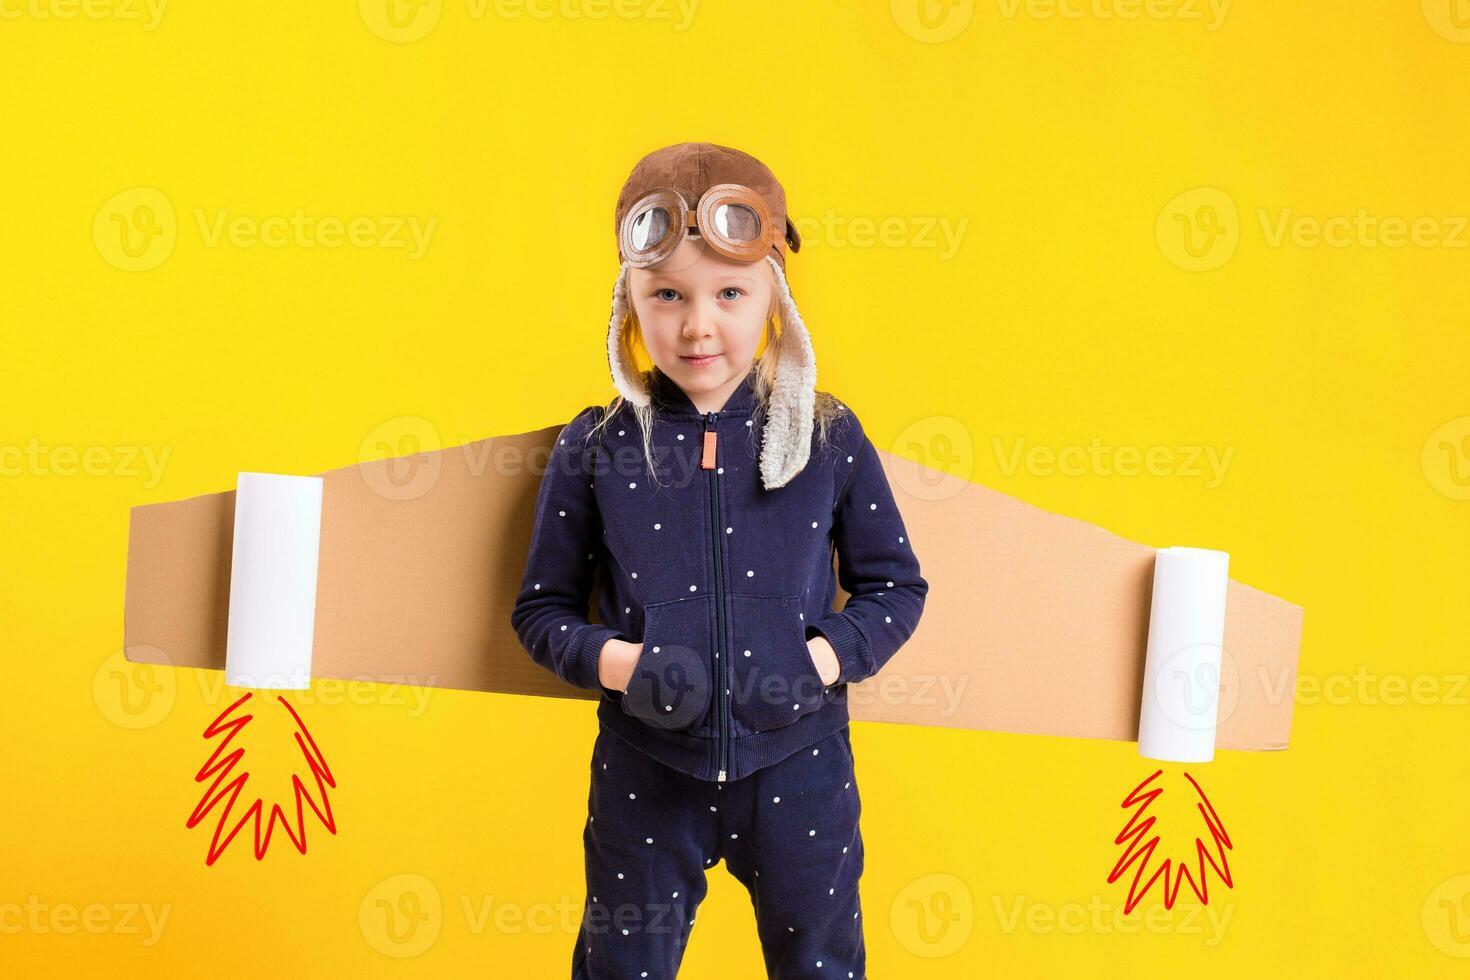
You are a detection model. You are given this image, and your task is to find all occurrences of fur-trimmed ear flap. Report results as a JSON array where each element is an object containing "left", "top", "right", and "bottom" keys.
[
  {"left": 758, "top": 255, "right": 816, "bottom": 490},
  {"left": 606, "top": 261, "right": 650, "bottom": 407}
]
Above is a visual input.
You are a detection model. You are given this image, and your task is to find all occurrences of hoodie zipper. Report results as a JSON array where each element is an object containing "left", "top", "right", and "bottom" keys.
[{"left": 702, "top": 411, "right": 730, "bottom": 781}]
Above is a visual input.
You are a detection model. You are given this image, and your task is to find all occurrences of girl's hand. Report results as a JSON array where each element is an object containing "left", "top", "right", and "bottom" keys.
[
  {"left": 597, "top": 637, "right": 643, "bottom": 693},
  {"left": 807, "top": 635, "right": 841, "bottom": 686}
]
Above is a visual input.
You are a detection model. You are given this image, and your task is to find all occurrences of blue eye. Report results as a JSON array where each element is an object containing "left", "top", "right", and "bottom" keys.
[
  {"left": 719, "top": 287, "right": 743, "bottom": 301},
  {"left": 655, "top": 289, "right": 680, "bottom": 302}
]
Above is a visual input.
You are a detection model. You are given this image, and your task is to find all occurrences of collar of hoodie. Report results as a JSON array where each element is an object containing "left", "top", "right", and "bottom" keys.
[{"left": 648, "top": 366, "right": 760, "bottom": 420}]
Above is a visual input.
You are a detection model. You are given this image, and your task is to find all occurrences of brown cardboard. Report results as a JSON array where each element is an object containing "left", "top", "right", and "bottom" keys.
[{"left": 124, "top": 424, "right": 1302, "bottom": 751}]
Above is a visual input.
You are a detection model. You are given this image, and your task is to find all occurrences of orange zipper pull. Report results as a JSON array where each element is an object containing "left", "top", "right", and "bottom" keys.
[{"left": 701, "top": 429, "right": 717, "bottom": 470}]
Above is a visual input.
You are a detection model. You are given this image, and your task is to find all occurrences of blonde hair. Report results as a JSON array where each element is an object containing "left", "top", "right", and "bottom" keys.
[{"left": 587, "top": 285, "right": 845, "bottom": 488}]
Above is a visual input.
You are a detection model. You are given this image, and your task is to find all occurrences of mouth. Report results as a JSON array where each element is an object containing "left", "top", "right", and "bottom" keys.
[{"left": 680, "top": 353, "right": 721, "bottom": 367}]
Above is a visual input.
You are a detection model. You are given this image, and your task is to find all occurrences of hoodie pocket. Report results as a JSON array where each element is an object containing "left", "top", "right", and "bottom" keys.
[
  {"left": 727, "top": 593, "right": 830, "bottom": 736},
  {"left": 620, "top": 593, "right": 715, "bottom": 734}
]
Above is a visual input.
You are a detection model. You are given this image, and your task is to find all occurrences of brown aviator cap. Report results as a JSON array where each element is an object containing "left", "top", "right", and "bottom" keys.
[{"left": 613, "top": 141, "right": 803, "bottom": 268}]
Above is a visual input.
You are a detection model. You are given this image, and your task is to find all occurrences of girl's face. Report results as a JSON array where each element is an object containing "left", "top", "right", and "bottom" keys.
[{"left": 628, "top": 234, "right": 776, "bottom": 408}]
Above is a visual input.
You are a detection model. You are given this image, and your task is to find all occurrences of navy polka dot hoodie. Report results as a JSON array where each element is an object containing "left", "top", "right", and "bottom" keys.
[{"left": 510, "top": 368, "right": 929, "bottom": 782}]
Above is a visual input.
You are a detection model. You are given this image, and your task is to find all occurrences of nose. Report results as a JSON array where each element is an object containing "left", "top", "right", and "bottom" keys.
[{"left": 681, "top": 299, "right": 717, "bottom": 339}]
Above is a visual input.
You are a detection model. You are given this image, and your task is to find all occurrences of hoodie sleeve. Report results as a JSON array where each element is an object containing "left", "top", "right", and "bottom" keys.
[
  {"left": 509, "top": 405, "right": 626, "bottom": 693},
  {"left": 805, "top": 407, "right": 929, "bottom": 685}
]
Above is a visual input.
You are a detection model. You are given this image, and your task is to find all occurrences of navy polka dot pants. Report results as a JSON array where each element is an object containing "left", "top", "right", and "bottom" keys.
[{"left": 571, "top": 724, "right": 865, "bottom": 979}]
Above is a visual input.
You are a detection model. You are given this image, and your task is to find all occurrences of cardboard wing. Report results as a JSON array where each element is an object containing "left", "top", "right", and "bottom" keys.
[{"left": 123, "top": 424, "right": 1302, "bottom": 751}]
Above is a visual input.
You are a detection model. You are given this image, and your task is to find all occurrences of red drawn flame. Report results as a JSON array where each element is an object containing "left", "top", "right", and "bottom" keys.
[
  {"left": 1107, "top": 768, "right": 1233, "bottom": 914},
  {"left": 185, "top": 691, "right": 338, "bottom": 866}
]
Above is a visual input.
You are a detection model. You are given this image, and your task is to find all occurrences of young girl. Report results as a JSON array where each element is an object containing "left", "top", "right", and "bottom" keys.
[{"left": 511, "top": 142, "right": 928, "bottom": 979}]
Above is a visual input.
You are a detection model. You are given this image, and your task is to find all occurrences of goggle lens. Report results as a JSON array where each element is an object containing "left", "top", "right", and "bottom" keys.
[
  {"left": 630, "top": 206, "right": 671, "bottom": 252},
  {"left": 712, "top": 202, "right": 761, "bottom": 243}
]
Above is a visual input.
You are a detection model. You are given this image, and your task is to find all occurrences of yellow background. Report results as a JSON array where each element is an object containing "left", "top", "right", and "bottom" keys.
[{"left": 3, "top": 1, "right": 1468, "bottom": 975}]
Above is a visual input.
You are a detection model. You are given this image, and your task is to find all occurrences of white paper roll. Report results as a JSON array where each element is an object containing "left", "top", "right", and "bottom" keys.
[
  {"left": 224, "top": 472, "right": 323, "bottom": 690},
  {"left": 1137, "top": 546, "right": 1230, "bottom": 763}
]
